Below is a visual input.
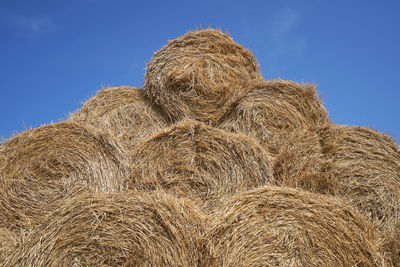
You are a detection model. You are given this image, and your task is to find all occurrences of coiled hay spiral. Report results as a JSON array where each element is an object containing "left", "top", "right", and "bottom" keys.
[
  {"left": 130, "top": 119, "right": 274, "bottom": 210},
  {"left": 0, "top": 122, "right": 130, "bottom": 231},
  {"left": 205, "top": 186, "right": 386, "bottom": 266},
  {"left": 6, "top": 191, "right": 207, "bottom": 266},
  {"left": 217, "top": 79, "right": 330, "bottom": 155},
  {"left": 144, "top": 29, "right": 262, "bottom": 123}
]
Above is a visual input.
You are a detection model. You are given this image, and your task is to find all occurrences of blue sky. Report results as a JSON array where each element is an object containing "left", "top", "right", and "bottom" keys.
[{"left": 1, "top": 0, "right": 399, "bottom": 141}]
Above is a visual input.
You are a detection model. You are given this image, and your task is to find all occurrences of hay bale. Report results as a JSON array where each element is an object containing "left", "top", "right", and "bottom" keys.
[
  {"left": 144, "top": 29, "right": 262, "bottom": 124},
  {"left": 273, "top": 125, "right": 400, "bottom": 265},
  {"left": 0, "top": 122, "right": 131, "bottom": 231},
  {"left": 69, "top": 86, "right": 168, "bottom": 150},
  {"left": 216, "top": 79, "right": 330, "bottom": 155},
  {"left": 274, "top": 125, "right": 400, "bottom": 230},
  {"left": 205, "top": 185, "right": 387, "bottom": 266},
  {"left": 320, "top": 125, "right": 400, "bottom": 230},
  {"left": 7, "top": 190, "right": 207, "bottom": 266},
  {"left": 130, "top": 119, "right": 274, "bottom": 210}
]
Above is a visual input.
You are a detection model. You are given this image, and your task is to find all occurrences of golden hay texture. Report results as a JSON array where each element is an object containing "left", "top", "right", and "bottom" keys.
[
  {"left": 144, "top": 29, "right": 263, "bottom": 124},
  {"left": 0, "top": 228, "right": 18, "bottom": 264},
  {"left": 274, "top": 125, "right": 400, "bottom": 230},
  {"left": 216, "top": 79, "right": 330, "bottom": 155},
  {"left": 383, "top": 222, "right": 400, "bottom": 266},
  {"left": 6, "top": 191, "right": 207, "bottom": 266},
  {"left": 205, "top": 186, "right": 387, "bottom": 266},
  {"left": 273, "top": 125, "right": 400, "bottom": 265},
  {"left": 69, "top": 86, "right": 168, "bottom": 150},
  {"left": 130, "top": 119, "right": 274, "bottom": 209},
  {"left": 0, "top": 122, "right": 131, "bottom": 231},
  {"left": 273, "top": 128, "right": 338, "bottom": 195}
]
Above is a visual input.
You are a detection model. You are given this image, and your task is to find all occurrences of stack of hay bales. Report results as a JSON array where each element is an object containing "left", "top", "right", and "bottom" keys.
[{"left": 0, "top": 28, "right": 398, "bottom": 266}]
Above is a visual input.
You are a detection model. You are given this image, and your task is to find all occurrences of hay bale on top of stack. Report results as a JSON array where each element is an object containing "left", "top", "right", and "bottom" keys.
[
  {"left": 0, "top": 122, "right": 131, "bottom": 232},
  {"left": 69, "top": 86, "right": 168, "bottom": 151},
  {"left": 144, "top": 29, "right": 263, "bottom": 124},
  {"left": 130, "top": 119, "right": 274, "bottom": 211},
  {"left": 273, "top": 125, "right": 400, "bottom": 264},
  {"left": 6, "top": 191, "right": 207, "bottom": 266},
  {"left": 216, "top": 79, "right": 330, "bottom": 155},
  {"left": 205, "top": 186, "right": 387, "bottom": 266}
]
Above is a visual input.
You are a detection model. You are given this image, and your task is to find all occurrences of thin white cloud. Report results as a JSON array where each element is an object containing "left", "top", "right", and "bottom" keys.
[
  {"left": 258, "top": 5, "right": 307, "bottom": 76},
  {"left": 274, "top": 6, "right": 300, "bottom": 34},
  {"left": 0, "top": 8, "right": 58, "bottom": 37}
]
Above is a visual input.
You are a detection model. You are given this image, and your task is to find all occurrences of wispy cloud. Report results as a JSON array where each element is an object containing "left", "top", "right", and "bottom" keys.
[
  {"left": 274, "top": 6, "right": 300, "bottom": 34},
  {"left": 0, "top": 8, "right": 58, "bottom": 38},
  {"left": 257, "top": 5, "right": 307, "bottom": 76}
]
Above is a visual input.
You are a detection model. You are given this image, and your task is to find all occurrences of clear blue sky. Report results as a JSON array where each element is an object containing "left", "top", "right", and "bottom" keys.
[{"left": 1, "top": 0, "right": 399, "bottom": 141}]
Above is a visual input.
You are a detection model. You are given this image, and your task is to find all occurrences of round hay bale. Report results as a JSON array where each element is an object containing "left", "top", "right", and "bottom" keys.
[
  {"left": 319, "top": 125, "right": 400, "bottom": 230},
  {"left": 0, "top": 122, "right": 131, "bottom": 231},
  {"left": 216, "top": 79, "right": 330, "bottom": 155},
  {"left": 130, "top": 119, "right": 274, "bottom": 210},
  {"left": 274, "top": 125, "right": 400, "bottom": 231},
  {"left": 69, "top": 86, "right": 168, "bottom": 150},
  {"left": 144, "top": 29, "right": 262, "bottom": 124},
  {"left": 7, "top": 191, "right": 207, "bottom": 266},
  {"left": 205, "top": 186, "right": 386, "bottom": 266},
  {"left": 273, "top": 125, "right": 400, "bottom": 264}
]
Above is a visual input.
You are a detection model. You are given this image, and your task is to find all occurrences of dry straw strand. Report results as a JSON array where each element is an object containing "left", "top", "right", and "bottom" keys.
[
  {"left": 7, "top": 191, "right": 208, "bottom": 267},
  {"left": 205, "top": 186, "right": 387, "bottom": 266},
  {"left": 130, "top": 119, "right": 274, "bottom": 210},
  {"left": 0, "top": 122, "right": 131, "bottom": 232},
  {"left": 69, "top": 86, "right": 168, "bottom": 151},
  {"left": 144, "top": 28, "right": 263, "bottom": 124}
]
